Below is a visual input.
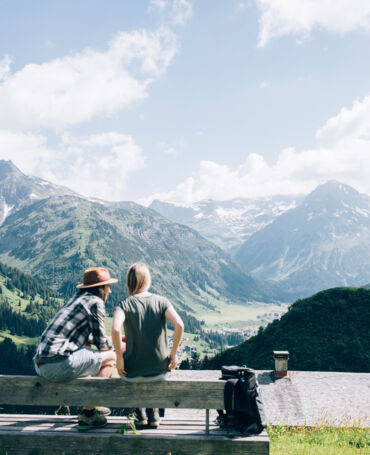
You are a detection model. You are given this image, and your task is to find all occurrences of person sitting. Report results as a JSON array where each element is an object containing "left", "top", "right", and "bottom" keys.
[
  {"left": 33, "top": 267, "right": 117, "bottom": 431},
  {"left": 112, "top": 262, "right": 184, "bottom": 428}
]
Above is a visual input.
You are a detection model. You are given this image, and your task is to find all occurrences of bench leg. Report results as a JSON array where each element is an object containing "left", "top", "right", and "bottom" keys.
[{"left": 205, "top": 408, "right": 210, "bottom": 435}]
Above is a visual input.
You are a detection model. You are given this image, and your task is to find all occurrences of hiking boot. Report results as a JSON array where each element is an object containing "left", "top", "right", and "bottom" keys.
[
  {"left": 78, "top": 406, "right": 111, "bottom": 416},
  {"left": 95, "top": 406, "right": 111, "bottom": 416},
  {"left": 78, "top": 409, "right": 107, "bottom": 431},
  {"left": 147, "top": 408, "right": 160, "bottom": 428},
  {"left": 135, "top": 408, "right": 148, "bottom": 426}
]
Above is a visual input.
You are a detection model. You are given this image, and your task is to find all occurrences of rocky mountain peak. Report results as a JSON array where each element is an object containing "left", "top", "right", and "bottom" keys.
[
  {"left": 235, "top": 180, "right": 370, "bottom": 297},
  {"left": 0, "top": 160, "right": 78, "bottom": 225},
  {"left": 0, "top": 160, "right": 24, "bottom": 179},
  {"left": 303, "top": 180, "right": 364, "bottom": 212}
]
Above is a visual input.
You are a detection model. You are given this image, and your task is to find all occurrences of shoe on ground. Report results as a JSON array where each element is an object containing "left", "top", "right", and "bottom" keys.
[
  {"left": 77, "top": 406, "right": 111, "bottom": 416},
  {"left": 147, "top": 408, "right": 160, "bottom": 429},
  {"left": 78, "top": 409, "right": 107, "bottom": 431},
  {"left": 95, "top": 406, "right": 111, "bottom": 416},
  {"left": 135, "top": 408, "right": 148, "bottom": 426}
]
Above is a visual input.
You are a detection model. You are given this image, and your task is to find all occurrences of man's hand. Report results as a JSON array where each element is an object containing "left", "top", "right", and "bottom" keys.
[
  {"left": 116, "top": 356, "right": 127, "bottom": 376},
  {"left": 168, "top": 352, "right": 178, "bottom": 370}
]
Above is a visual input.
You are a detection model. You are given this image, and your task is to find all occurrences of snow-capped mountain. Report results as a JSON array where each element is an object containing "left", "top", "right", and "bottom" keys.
[
  {"left": 150, "top": 195, "right": 303, "bottom": 253},
  {"left": 235, "top": 181, "right": 370, "bottom": 297},
  {"left": 0, "top": 159, "right": 288, "bottom": 309},
  {"left": 0, "top": 160, "right": 76, "bottom": 224}
]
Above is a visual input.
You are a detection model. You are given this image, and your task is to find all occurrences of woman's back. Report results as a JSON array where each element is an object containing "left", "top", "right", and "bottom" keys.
[{"left": 117, "top": 294, "right": 171, "bottom": 377}]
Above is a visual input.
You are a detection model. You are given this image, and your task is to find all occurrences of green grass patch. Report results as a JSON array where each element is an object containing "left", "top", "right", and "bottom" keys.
[
  {"left": 195, "top": 300, "right": 288, "bottom": 329},
  {"left": 0, "top": 330, "right": 39, "bottom": 346},
  {"left": 268, "top": 425, "right": 370, "bottom": 455}
]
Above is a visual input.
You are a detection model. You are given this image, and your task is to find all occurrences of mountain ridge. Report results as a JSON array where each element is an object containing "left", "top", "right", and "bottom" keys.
[
  {"left": 235, "top": 181, "right": 370, "bottom": 297},
  {"left": 0, "top": 160, "right": 77, "bottom": 224},
  {"left": 0, "top": 193, "right": 288, "bottom": 318}
]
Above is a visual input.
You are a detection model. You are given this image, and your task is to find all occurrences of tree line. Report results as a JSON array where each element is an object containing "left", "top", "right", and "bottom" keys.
[{"left": 0, "top": 262, "right": 59, "bottom": 300}]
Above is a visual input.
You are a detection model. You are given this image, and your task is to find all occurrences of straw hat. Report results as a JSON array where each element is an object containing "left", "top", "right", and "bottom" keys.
[{"left": 76, "top": 267, "right": 118, "bottom": 289}]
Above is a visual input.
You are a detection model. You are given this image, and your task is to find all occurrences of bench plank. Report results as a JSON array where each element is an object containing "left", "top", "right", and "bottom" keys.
[
  {"left": 0, "top": 375, "right": 225, "bottom": 409},
  {"left": 0, "top": 415, "right": 269, "bottom": 455}
]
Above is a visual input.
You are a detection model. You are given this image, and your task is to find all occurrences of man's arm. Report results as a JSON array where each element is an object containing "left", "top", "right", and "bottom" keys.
[
  {"left": 91, "top": 301, "right": 112, "bottom": 351},
  {"left": 165, "top": 306, "right": 184, "bottom": 370}
]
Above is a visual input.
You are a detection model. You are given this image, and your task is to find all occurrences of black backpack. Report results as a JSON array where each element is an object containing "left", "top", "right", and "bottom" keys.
[{"left": 217, "top": 365, "right": 267, "bottom": 435}]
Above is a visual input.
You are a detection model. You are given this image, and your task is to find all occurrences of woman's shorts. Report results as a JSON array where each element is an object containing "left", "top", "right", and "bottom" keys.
[{"left": 34, "top": 348, "right": 103, "bottom": 382}]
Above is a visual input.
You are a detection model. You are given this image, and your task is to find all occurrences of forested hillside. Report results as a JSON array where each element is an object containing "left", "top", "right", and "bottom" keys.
[
  {"left": 0, "top": 262, "right": 63, "bottom": 374},
  {"left": 201, "top": 287, "right": 370, "bottom": 373}
]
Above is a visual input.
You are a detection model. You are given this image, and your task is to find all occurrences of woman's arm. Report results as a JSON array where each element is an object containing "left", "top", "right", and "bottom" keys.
[
  {"left": 165, "top": 306, "right": 184, "bottom": 370},
  {"left": 112, "top": 308, "right": 127, "bottom": 375}
]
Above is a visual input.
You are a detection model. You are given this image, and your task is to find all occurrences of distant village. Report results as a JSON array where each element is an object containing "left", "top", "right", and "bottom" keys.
[{"left": 169, "top": 310, "right": 285, "bottom": 361}]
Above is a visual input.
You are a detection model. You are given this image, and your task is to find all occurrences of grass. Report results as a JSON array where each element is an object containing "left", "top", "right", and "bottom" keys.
[
  {"left": 0, "top": 330, "right": 38, "bottom": 346},
  {"left": 268, "top": 425, "right": 370, "bottom": 455},
  {"left": 194, "top": 300, "right": 289, "bottom": 329}
]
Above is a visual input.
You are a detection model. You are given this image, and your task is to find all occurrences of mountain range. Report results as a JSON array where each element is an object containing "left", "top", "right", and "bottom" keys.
[
  {"left": 1, "top": 159, "right": 368, "bottom": 306},
  {"left": 151, "top": 181, "right": 370, "bottom": 298},
  {"left": 150, "top": 195, "right": 303, "bottom": 253},
  {"left": 235, "top": 181, "right": 370, "bottom": 297},
  {"left": 0, "top": 161, "right": 285, "bottom": 319}
]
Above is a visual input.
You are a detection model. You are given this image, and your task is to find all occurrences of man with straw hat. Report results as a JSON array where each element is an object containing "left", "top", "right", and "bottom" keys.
[{"left": 34, "top": 267, "right": 118, "bottom": 431}]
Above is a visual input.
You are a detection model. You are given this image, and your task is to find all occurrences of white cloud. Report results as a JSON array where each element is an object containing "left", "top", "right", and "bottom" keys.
[
  {"left": 148, "top": 0, "right": 169, "bottom": 13},
  {"left": 144, "top": 93, "right": 370, "bottom": 205},
  {"left": 255, "top": 0, "right": 370, "bottom": 47},
  {"left": 148, "top": 0, "right": 193, "bottom": 26},
  {"left": 0, "top": 130, "right": 55, "bottom": 174},
  {"left": 234, "top": 2, "right": 252, "bottom": 14},
  {"left": 0, "top": 28, "right": 177, "bottom": 131},
  {"left": 0, "top": 130, "right": 145, "bottom": 200},
  {"left": 316, "top": 94, "right": 370, "bottom": 145},
  {"left": 171, "top": 0, "right": 193, "bottom": 25},
  {"left": 0, "top": 55, "right": 13, "bottom": 81},
  {"left": 159, "top": 141, "right": 178, "bottom": 156}
]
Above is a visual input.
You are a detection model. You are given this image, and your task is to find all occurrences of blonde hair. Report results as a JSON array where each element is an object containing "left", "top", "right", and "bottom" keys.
[{"left": 126, "top": 263, "right": 151, "bottom": 295}]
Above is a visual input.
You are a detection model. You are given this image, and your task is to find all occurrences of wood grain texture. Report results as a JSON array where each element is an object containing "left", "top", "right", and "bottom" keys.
[
  {"left": 0, "top": 375, "right": 225, "bottom": 409},
  {"left": 0, "top": 415, "right": 269, "bottom": 453}
]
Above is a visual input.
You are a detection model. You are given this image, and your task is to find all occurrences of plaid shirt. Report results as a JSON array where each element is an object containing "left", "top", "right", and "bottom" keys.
[{"left": 34, "top": 291, "right": 112, "bottom": 361}]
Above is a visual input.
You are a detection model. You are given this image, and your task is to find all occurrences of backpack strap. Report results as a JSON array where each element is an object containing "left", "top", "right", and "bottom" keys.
[{"left": 224, "top": 378, "right": 238, "bottom": 414}]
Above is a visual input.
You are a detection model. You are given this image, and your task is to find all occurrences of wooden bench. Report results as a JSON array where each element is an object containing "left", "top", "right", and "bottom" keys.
[{"left": 0, "top": 371, "right": 269, "bottom": 455}]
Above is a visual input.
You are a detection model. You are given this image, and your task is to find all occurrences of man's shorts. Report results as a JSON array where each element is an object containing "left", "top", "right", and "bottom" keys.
[{"left": 34, "top": 348, "right": 103, "bottom": 382}]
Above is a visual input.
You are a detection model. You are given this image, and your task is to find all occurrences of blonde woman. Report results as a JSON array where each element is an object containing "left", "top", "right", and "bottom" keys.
[{"left": 112, "top": 263, "right": 184, "bottom": 428}]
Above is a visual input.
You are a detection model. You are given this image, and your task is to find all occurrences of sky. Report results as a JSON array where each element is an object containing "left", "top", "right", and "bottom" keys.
[{"left": 0, "top": 0, "right": 370, "bottom": 205}]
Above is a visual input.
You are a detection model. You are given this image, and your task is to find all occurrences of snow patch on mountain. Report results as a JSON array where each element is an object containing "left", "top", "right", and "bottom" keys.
[
  {"left": 150, "top": 195, "right": 304, "bottom": 253},
  {"left": 1, "top": 201, "right": 14, "bottom": 223}
]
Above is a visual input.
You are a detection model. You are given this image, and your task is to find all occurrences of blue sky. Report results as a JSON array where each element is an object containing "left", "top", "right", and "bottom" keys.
[{"left": 0, "top": 0, "right": 369, "bottom": 204}]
